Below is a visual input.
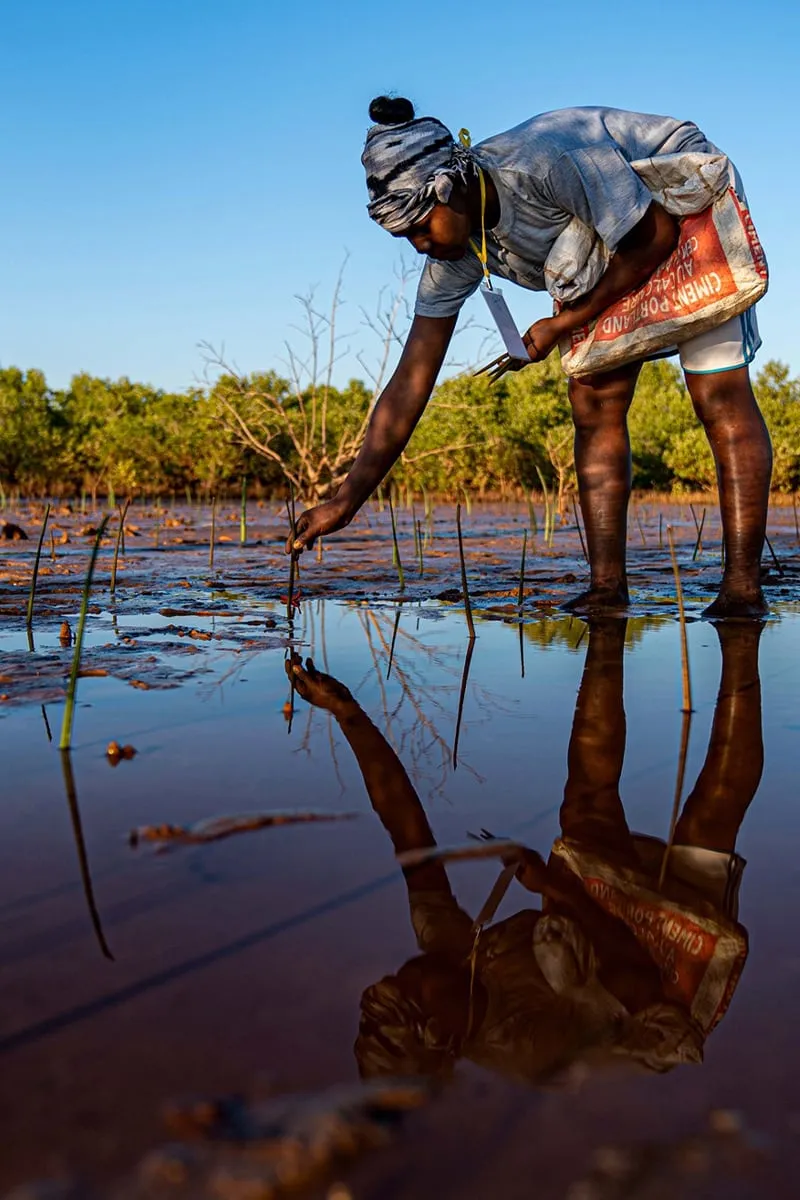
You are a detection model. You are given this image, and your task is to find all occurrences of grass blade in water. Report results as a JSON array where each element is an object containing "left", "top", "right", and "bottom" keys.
[
  {"left": 240, "top": 475, "right": 248, "bottom": 545},
  {"left": 26, "top": 502, "right": 51, "bottom": 629},
  {"left": 59, "top": 516, "right": 110, "bottom": 751}
]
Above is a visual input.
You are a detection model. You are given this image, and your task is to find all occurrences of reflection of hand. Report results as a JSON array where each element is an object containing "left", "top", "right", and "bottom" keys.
[
  {"left": 511, "top": 848, "right": 551, "bottom": 894},
  {"left": 286, "top": 654, "right": 357, "bottom": 717},
  {"left": 285, "top": 495, "right": 355, "bottom": 555}
]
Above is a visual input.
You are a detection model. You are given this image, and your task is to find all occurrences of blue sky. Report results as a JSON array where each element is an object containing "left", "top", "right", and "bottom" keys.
[{"left": 2, "top": 0, "right": 798, "bottom": 391}]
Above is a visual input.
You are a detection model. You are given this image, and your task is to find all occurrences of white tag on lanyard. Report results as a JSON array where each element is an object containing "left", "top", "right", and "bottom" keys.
[{"left": 480, "top": 284, "right": 529, "bottom": 361}]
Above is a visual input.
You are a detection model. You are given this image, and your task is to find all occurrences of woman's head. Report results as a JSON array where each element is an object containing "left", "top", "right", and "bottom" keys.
[{"left": 361, "top": 96, "right": 475, "bottom": 259}]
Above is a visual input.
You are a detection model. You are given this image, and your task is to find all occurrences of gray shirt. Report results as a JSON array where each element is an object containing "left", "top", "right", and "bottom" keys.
[{"left": 414, "top": 106, "right": 717, "bottom": 317}]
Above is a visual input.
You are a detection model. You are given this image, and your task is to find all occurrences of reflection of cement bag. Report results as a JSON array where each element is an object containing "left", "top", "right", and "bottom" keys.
[
  {"left": 550, "top": 838, "right": 748, "bottom": 1034},
  {"left": 557, "top": 188, "right": 768, "bottom": 377}
]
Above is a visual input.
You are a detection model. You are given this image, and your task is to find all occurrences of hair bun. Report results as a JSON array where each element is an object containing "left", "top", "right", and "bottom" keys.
[{"left": 369, "top": 95, "right": 415, "bottom": 125}]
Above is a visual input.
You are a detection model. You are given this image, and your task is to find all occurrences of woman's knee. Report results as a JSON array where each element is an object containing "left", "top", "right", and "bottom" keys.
[
  {"left": 685, "top": 366, "right": 759, "bottom": 427},
  {"left": 568, "top": 364, "right": 640, "bottom": 432}
]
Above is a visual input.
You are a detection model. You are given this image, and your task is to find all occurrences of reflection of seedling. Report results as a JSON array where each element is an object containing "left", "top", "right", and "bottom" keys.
[
  {"left": 456, "top": 503, "right": 475, "bottom": 640},
  {"left": 453, "top": 637, "right": 475, "bottom": 769},
  {"left": 60, "top": 748, "right": 114, "bottom": 959},
  {"left": 59, "top": 516, "right": 110, "bottom": 751},
  {"left": 26, "top": 501, "right": 51, "bottom": 631}
]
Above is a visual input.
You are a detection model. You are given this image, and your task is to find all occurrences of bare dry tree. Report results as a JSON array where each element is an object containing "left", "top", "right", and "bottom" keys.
[
  {"left": 200, "top": 258, "right": 495, "bottom": 503},
  {"left": 200, "top": 260, "right": 417, "bottom": 503},
  {"left": 544, "top": 425, "right": 576, "bottom": 520}
]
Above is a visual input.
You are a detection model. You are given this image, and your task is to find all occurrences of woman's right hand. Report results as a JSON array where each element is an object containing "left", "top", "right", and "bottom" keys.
[{"left": 285, "top": 494, "right": 355, "bottom": 555}]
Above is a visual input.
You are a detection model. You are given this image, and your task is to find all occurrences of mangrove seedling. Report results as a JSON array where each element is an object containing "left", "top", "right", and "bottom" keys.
[
  {"left": 209, "top": 492, "right": 218, "bottom": 570},
  {"left": 456, "top": 502, "right": 476, "bottom": 640},
  {"left": 26, "top": 502, "right": 51, "bottom": 630},
  {"left": 59, "top": 516, "right": 111, "bottom": 751},
  {"left": 667, "top": 525, "right": 693, "bottom": 715},
  {"left": 388, "top": 494, "right": 405, "bottom": 592},
  {"left": 110, "top": 499, "right": 131, "bottom": 596},
  {"left": 691, "top": 507, "right": 706, "bottom": 561},
  {"left": 517, "top": 529, "right": 527, "bottom": 609}
]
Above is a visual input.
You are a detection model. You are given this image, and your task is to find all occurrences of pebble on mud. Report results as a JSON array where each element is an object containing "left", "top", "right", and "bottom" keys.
[{"left": 107, "top": 741, "right": 137, "bottom": 765}]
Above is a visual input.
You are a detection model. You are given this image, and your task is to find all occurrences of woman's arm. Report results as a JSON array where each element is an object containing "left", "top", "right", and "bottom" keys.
[
  {"left": 523, "top": 202, "right": 680, "bottom": 361},
  {"left": 288, "top": 312, "right": 457, "bottom": 553}
]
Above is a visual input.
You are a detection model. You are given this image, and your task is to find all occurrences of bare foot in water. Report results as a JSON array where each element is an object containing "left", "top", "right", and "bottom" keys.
[
  {"left": 702, "top": 587, "right": 768, "bottom": 620},
  {"left": 561, "top": 585, "right": 630, "bottom": 615}
]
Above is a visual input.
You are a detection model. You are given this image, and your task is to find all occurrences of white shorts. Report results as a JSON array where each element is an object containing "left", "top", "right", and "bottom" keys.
[{"left": 679, "top": 305, "right": 761, "bottom": 375}]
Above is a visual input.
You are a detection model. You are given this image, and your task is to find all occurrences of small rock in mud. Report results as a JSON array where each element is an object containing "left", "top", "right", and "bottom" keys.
[
  {"left": 1, "top": 521, "right": 28, "bottom": 540},
  {"left": 106, "top": 741, "right": 137, "bottom": 766}
]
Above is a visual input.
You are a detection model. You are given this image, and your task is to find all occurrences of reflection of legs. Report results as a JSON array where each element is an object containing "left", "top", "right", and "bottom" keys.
[
  {"left": 559, "top": 619, "right": 637, "bottom": 864},
  {"left": 565, "top": 364, "right": 641, "bottom": 612},
  {"left": 685, "top": 367, "right": 772, "bottom": 618},
  {"left": 674, "top": 622, "right": 764, "bottom": 851}
]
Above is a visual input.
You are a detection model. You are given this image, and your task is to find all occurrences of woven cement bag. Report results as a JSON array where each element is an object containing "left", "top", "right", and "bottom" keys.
[
  {"left": 557, "top": 186, "right": 769, "bottom": 378},
  {"left": 549, "top": 837, "right": 748, "bottom": 1035}
]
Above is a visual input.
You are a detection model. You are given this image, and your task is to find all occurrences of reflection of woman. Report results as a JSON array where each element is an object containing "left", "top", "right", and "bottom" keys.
[
  {"left": 288, "top": 621, "right": 763, "bottom": 1083},
  {"left": 289, "top": 98, "right": 772, "bottom": 619}
]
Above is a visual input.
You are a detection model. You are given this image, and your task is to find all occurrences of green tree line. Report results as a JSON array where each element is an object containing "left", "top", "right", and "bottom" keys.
[{"left": 1, "top": 356, "right": 798, "bottom": 503}]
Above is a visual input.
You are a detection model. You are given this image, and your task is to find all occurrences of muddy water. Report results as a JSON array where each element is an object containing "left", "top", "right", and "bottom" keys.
[{"left": 1, "top": 502, "right": 800, "bottom": 1197}]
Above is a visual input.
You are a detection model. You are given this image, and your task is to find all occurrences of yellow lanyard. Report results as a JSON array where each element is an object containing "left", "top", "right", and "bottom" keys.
[{"left": 459, "top": 127, "right": 492, "bottom": 290}]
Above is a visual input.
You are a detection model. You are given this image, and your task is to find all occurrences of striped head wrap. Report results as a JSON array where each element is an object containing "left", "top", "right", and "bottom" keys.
[{"left": 362, "top": 116, "right": 474, "bottom": 235}]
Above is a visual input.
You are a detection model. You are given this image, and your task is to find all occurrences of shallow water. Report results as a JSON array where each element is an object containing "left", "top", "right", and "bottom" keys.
[{"left": 1, "top": 503, "right": 800, "bottom": 1197}]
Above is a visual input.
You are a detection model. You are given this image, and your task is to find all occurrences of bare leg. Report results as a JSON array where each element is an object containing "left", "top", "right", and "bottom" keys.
[
  {"left": 560, "top": 618, "right": 637, "bottom": 864},
  {"left": 673, "top": 621, "right": 764, "bottom": 850},
  {"left": 684, "top": 366, "right": 772, "bottom": 618},
  {"left": 563, "top": 363, "right": 641, "bottom": 612}
]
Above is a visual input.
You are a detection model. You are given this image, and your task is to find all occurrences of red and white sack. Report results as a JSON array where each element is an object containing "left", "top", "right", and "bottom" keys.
[{"left": 546, "top": 154, "right": 769, "bottom": 377}]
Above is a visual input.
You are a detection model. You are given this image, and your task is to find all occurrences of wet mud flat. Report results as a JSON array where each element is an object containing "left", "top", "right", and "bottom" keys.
[{"left": 1, "top": 499, "right": 800, "bottom": 1197}]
